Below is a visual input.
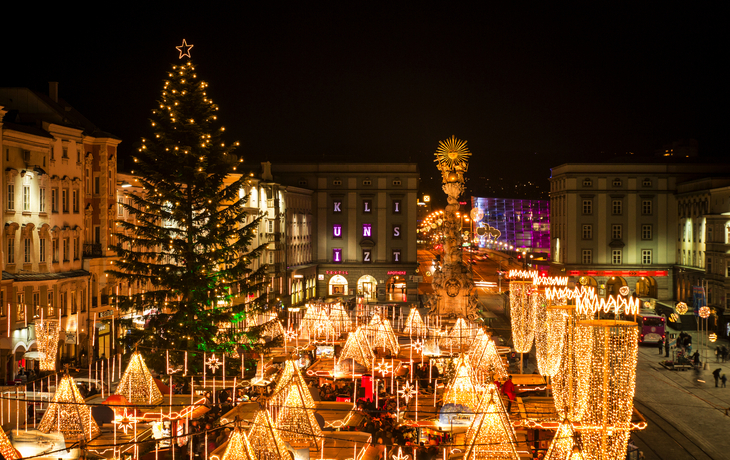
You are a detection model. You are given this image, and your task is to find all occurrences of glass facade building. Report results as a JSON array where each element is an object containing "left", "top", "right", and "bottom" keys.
[{"left": 471, "top": 196, "right": 550, "bottom": 253}]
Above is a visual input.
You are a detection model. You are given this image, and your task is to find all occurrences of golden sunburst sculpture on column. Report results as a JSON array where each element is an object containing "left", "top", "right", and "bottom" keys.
[{"left": 434, "top": 135, "right": 471, "bottom": 182}]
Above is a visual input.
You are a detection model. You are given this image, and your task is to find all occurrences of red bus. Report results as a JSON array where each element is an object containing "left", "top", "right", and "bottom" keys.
[{"left": 638, "top": 313, "right": 666, "bottom": 344}]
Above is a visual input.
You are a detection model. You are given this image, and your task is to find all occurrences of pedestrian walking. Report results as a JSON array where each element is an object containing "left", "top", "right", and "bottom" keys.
[
  {"left": 722, "top": 346, "right": 728, "bottom": 363},
  {"left": 722, "top": 374, "right": 727, "bottom": 388},
  {"left": 658, "top": 338, "right": 664, "bottom": 355},
  {"left": 664, "top": 338, "right": 670, "bottom": 358},
  {"left": 716, "top": 346, "right": 721, "bottom": 362},
  {"left": 713, "top": 368, "right": 722, "bottom": 387}
]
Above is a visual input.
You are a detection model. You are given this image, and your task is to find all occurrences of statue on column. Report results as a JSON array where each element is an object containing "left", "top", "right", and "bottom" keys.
[{"left": 426, "top": 136, "right": 478, "bottom": 319}]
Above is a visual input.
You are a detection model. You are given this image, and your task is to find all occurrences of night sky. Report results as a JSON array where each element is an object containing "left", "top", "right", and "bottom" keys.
[{"left": 3, "top": 4, "right": 725, "bottom": 203}]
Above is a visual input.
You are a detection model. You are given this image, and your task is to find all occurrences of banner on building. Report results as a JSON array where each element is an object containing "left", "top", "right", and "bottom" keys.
[{"left": 692, "top": 285, "right": 706, "bottom": 316}]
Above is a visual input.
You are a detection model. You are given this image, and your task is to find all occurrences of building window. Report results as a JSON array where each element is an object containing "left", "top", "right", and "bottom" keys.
[
  {"left": 641, "top": 249, "right": 652, "bottom": 265},
  {"left": 582, "top": 179, "right": 593, "bottom": 187},
  {"left": 51, "top": 189, "right": 58, "bottom": 212},
  {"left": 612, "top": 224, "right": 622, "bottom": 240},
  {"left": 333, "top": 224, "right": 342, "bottom": 238},
  {"left": 39, "top": 188, "right": 46, "bottom": 213},
  {"left": 23, "top": 238, "right": 31, "bottom": 263},
  {"left": 393, "top": 225, "right": 401, "bottom": 238},
  {"left": 612, "top": 178, "right": 622, "bottom": 187},
  {"left": 642, "top": 179, "right": 652, "bottom": 187},
  {"left": 612, "top": 199, "right": 622, "bottom": 215},
  {"left": 62, "top": 147, "right": 69, "bottom": 159},
  {"left": 266, "top": 219, "right": 274, "bottom": 234},
  {"left": 582, "top": 224, "right": 592, "bottom": 239},
  {"left": 22, "top": 185, "right": 30, "bottom": 212},
  {"left": 73, "top": 237, "right": 79, "bottom": 260},
  {"left": 17, "top": 293, "right": 25, "bottom": 319},
  {"left": 333, "top": 200, "right": 342, "bottom": 213},
  {"left": 392, "top": 249, "right": 401, "bottom": 263},
  {"left": 39, "top": 238, "right": 46, "bottom": 263},
  {"left": 612, "top": 249, "right": 622, "bottom": 265},
  {"left": 7, "top": 239, "right": 14, "bottom": 264},
  {"left": 7, "top": 184, "right": 14, "bottom": 211},
  {"left": 642, "top": 199, "right": 653, "bottom": 215},
  {"left": 362, "top": 223, "right": 372, "bottom": 237},
  {"left": 642, "top": 224, "right": 653, "bottom": 240},
  {"left": 582, "top": 199, "right": 592, "bottom": 215},
  {"left": 63, "top": 238, "right": 69, "bottom": 262},
  {"left": 268, "top": 251, "right": 274, "bottom": 264},
  {"left": 47, "top": 292, "right": 54, "bottom": 317},
  {"left": 363, "top": 200, "right": 372, "bottom": 213},
  {"left": 33, "top": 292, "right": 40, "bottom": 318},
  {"left": 0, "top": 291, "right": 4, "bottom": 316},
  {"left": 393, "top": 200, "right": 401, "bottom": 213},
  {"left": 62, "top": 189, "right": 69, "bottom": 213},
  {"left": 71, "top": 291, "right": 77, "bottom": 315},
  {"left": 582, "top": 249, "right": 592, "bottom": 264},
  {"left": 94, "top": 177, "right": 100, "bottom": 195},
  {"left": 72, "top": 190, "right": 79, "bottom": 213},
  {"left": 60, "top": 292, "right": 66, "bottom": 316},
  {"left": 332, "top": 248, "right": 342, "bottom": 263},
  {"left": 52, "top": 239, "right": 59, "bottom": 263},
  {"left": 362, "top": 249, "right": 372, "bottom": 263}
]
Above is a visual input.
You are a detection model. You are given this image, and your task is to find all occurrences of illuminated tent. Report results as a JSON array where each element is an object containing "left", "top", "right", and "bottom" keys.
[
  {"left": 38, "top": 373, "right": 100, "bottom": 439},
  {"left": 115, "top": 350, "right": 163, "bottom": 404}
]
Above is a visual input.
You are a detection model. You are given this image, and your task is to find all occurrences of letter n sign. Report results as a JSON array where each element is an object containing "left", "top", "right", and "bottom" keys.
[
  {"left": 333, "top": 248, "right": 342, "bottom": 263},
  {"left": 333, "top": 201, "right": 342, "bottom": 213},
  {"left": 363, "top": 249, "right": 372, "bottom": 263},
  {"left": 363, "top": 224, "right": 372, "bottom": 237}
]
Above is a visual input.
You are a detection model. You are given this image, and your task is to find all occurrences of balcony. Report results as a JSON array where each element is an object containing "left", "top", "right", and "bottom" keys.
[{"left": 83, "top": 243, "right": 103, "bottom": 258}]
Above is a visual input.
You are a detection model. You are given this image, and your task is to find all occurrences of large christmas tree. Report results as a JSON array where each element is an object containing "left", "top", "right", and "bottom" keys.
[{"left": 108, "top": 42, "right": 271, "bottom": 370}]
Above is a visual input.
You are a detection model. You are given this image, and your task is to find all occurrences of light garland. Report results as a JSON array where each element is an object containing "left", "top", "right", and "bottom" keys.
[
  {"left": 222, "top": 424, "right": 259, "bottom": 460},
  {"left": 576, "top": 294, "right": 640, "bottom": 317},
  {"left": 337, "top": 326, "right": 375, "bottom": 373},
  {"left": 508, "top": 270, "right": 569, "bottom": 286},
  {"left": 577, "top": 320, "right": 638, "bottom": 460},
  {"left": 38, "top": 373, "right": 100, "bottom": 439},
  {"left": 509, "top": 281, "right": 535, "bottom": 353},
  {"left": 248, "top": 410, "right": 289, "bottom": 460},
  {"left": 403, "top": 308, "right": 426, "bottom": 336},
  {"left": 35, "top": 319, "right": 60, "bottom": 371},
  {"left": 439, "top": 317, "right": 475, "bottom": 351},
  {"left": 443, "top": 354, "right": 480, "bottom": 410},
  {"left": 115, "top": 351, "right": 163, "bottom": 404},
  {"left": 463, "top": 385, "right": 520, "bottom": 460}
]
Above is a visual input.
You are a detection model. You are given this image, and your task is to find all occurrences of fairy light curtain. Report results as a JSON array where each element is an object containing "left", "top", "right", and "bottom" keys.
[
  {"left": 509, "top": 281, "right": 535, "bottom": 353},
  {"left": 35, "top": 319, "right": 61, "bottom": 371},
  {"left": 551, "top": 305, "right": 591, "bottom": 422},
  {"left": 248, "top": 410, "right": 289, "bottom": 460},
  {"left": 38, "top": 373, "right": 100, "bottom": 438},
  {"left": 577, "top": 320, "right": 639, "bottom": 460},
  {"left": 115, "top": 350, "right": 164, "bottom": 404},
  {"left": 535, "top": 299, "right": 567, "bottom": 377},
  {"left": 463, "top": 385, "right": 520, "bottom": 460}
]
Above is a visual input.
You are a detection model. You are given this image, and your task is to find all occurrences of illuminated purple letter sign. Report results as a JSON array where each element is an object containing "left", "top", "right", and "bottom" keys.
[
  {"left": 333, "top": 248, "right": 342, "bottom": 263},
  {"left": 333, "top": 224, "right": 342, "bottom": 238},
  {"left": 363, "top": 224, "right": 372, "bottom": 237}
]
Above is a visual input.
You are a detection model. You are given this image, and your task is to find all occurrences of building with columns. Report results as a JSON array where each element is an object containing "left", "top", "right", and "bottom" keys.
[
  {"left": 549, "top": 162, "right": 730, "bottom": 303},
  {"left": 272, "top": 163, "right": 419, "bottom": 304},
  {"left": 0, "top": 85, "right": 119, "bottom": 381}
]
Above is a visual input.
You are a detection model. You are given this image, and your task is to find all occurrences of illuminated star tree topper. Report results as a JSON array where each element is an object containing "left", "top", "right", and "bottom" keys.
[{"left": 176, "top": 38, "right": 194, "bottom": 59}]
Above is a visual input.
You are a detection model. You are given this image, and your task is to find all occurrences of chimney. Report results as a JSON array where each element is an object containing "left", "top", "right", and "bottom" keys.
[
  {"left": 261, "top": 161, "right": 273, "bottom": 181},
  {"left": 49, "top": 82, "right": 58, "bottom": 102}
]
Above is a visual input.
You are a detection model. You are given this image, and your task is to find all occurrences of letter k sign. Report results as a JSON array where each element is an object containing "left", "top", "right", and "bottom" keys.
[{"left": 333, "top": 201, "right": 341, "bottom": 212}]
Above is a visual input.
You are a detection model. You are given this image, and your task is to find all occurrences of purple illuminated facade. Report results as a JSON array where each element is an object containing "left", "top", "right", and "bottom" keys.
[{"left": 471, "top": 196, "right": 550, "bottom": 253}]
